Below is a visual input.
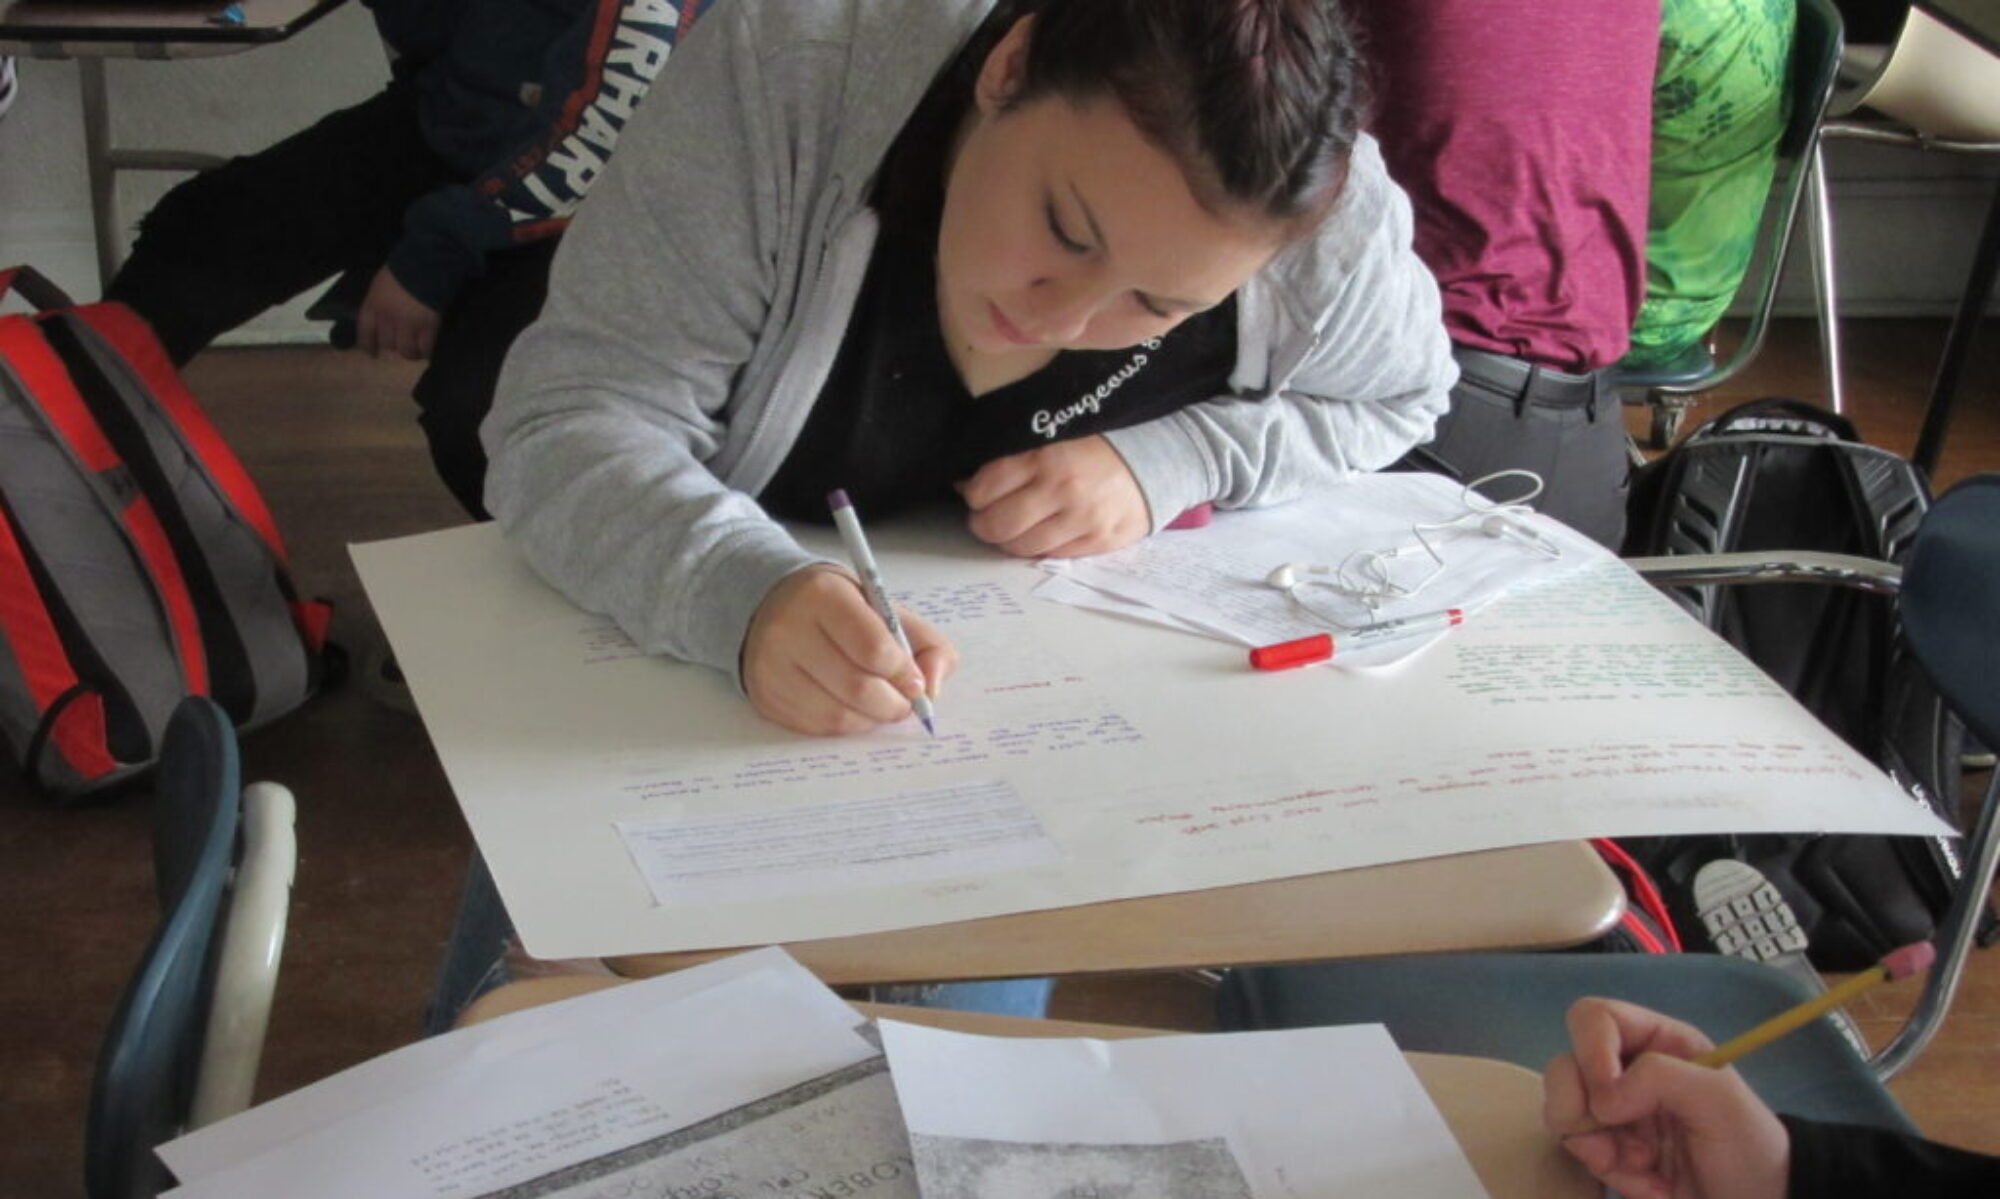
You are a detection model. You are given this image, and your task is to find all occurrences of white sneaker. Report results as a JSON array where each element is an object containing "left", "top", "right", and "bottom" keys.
[
  {"left": 1694, "top": 858, "right": 1810, "bottom": 964},
  {"left": 1693, "top": 859, "right": 1872, "bottom": 1059}
]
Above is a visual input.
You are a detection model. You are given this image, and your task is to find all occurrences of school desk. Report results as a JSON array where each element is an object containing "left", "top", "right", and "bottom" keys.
[
  {"left": 462, "top": 975, "right": 1598, "bottom": 1199},
  {"left": 0, "top": 0, "right": 349, "bottom": 287},
  {"left": 604, "top": 839, "right": 1626, "bottom": 986}
]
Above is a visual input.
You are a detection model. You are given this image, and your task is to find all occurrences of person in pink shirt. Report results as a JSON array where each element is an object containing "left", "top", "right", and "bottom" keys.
[{"left": 1352, "top": 0, "right": 1658, "bottom": 547}]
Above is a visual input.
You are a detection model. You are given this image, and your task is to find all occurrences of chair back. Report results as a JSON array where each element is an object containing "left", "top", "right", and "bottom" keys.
[
  {"left": 1874, "top": 473, "right": 2000, "bottom": 1075},
  {"left": 1786, "top": 0, "right": 1849, "bottom": 158},
  {"left": 85, "top": 697, "right": 240, "bottom": 1199},
  {"left": 1902, "top": 475, "right": 2000, "bottom": 753}
]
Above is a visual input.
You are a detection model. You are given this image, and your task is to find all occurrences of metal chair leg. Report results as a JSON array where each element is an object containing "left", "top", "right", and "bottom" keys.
[{"left": 1806, "top": 143, "right": 1845, "bottom": 415}]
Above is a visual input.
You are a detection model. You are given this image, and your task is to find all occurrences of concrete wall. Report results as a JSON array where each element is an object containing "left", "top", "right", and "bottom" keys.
[{"left": 1769, "top": 136, "right": 2000, "bottom": 318}]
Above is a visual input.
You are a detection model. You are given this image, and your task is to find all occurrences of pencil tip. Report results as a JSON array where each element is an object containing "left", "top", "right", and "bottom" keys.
[{"left": 921, "top": 716, "right": 937, "bottom": 736}]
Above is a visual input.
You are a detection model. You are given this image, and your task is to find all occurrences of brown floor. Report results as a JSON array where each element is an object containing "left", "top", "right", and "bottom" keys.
[{"left": 1, "top": 317, "right": 1995, "bottom": 1193}]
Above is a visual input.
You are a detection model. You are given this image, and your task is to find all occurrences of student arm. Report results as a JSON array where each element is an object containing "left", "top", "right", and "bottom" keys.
[{"left": 481, "top": 2, "right": 824, "bottom": 680}]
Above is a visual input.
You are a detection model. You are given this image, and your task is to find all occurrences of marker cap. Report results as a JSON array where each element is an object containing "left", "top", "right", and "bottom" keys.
[{"left": 1249, "top": 633, "right": 1334, "bottom": 671}]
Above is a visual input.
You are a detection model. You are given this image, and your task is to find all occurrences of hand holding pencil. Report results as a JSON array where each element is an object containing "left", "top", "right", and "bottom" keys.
[
  {"left": 1542, "top": 943, "right": 1934, "bottom": 1199},
  {"left": 1543, "top": 997, "right": 1793, "bottom": 1199}
]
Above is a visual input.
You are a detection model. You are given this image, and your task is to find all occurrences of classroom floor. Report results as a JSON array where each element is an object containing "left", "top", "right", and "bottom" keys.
[{"left": 1, "top": 317, "right": 1996, "bottom": 1194}]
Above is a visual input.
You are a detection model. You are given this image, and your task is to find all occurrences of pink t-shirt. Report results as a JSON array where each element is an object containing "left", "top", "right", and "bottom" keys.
[{"left": 1353, "top": 2, "right": 1658, "bottom": 373}]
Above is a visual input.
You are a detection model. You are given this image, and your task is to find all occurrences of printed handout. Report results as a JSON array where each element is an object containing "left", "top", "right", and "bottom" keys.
[
  {"left": 160, "top": 950, "right": 914, "bottom": 1199},
  {"left": 881, "top": 1019, "right": 1489, "bottom": 1199}
]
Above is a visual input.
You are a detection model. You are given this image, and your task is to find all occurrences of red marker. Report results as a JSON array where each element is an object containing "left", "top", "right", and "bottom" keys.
[{"left": 1249, "top": 608, "right": 1465, "bottom": 671}]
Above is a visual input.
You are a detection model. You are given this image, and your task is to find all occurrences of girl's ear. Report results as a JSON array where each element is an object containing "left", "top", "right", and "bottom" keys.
[{"left": 974, "top": 15, "right": 1037, "bottom": 115}]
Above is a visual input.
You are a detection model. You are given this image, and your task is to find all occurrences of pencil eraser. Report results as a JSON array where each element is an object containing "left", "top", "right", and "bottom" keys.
[{"left": 1882, "top": 941, "right": 1936, "bottom": 981}]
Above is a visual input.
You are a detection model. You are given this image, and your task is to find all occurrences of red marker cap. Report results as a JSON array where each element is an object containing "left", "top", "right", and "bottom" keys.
[{"left": 1249, "top": 633, "right": 1334, "bottom": 671}]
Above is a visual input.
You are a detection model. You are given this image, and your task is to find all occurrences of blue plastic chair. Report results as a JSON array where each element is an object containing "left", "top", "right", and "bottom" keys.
[
  {"left": 1219, "top": 474, "right": 2000, "bottom": 1133},
  {"left": 85, "top": 697, "right": 297, "bottom": 1199}
]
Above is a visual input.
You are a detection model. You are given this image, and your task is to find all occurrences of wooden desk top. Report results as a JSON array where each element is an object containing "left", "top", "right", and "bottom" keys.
[
  {"left": 1, "top": 0, "right": 343, "bottom": 56},
  {"left": 606, "top": 839, "right": 1624, "bottom": 985},
  {"left": 464, "top": 978, "right": 1596, "bottom": 1199}
]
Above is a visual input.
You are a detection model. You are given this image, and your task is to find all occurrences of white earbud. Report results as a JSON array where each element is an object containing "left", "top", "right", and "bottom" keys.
[
  {"left": 1480, "top": 514, "right": 1562, "bottom": 557},
  {"left": 1267, "top": 563, "right": 1299, "bottom": 590}
]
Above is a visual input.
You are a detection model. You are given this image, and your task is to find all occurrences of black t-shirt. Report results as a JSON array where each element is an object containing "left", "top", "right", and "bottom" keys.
[
  {"left": 758, "top": 220, "right": 1238, "bottom": 522},
  {"left": 758, "top": 8, "right": 1238, "bottom": 525}
]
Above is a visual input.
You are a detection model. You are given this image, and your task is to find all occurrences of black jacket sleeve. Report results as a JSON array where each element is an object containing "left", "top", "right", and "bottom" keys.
[
  {"left": 385, "top": 0, "right": 720, "bottom": 311},
  {"left": 1783, "top": 1115, "right": 2000, "bottom": 1199}
]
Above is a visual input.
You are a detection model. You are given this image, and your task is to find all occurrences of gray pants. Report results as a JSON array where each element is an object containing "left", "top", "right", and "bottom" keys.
[{"left": 1409, "top": 347, "right": 1631, "bottom": 551}]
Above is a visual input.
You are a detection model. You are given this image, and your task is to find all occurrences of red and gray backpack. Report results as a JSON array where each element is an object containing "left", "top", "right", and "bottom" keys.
[{"left": 0, "top": 266, "right": 330, "bottom": 798}]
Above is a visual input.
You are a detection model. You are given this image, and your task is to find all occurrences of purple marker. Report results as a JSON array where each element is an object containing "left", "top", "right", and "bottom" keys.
[{"left": 827, "top": 490, "right": 937, "bottom": 734}]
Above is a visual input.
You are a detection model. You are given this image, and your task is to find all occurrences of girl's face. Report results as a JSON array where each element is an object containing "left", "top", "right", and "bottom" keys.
[{"left": 936, "top": 20, "right": 1288, "bottom": 360}]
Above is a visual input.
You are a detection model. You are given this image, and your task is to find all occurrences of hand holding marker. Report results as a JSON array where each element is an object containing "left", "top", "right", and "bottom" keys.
[{"left": 827, "top": 490, "right": 937, "bottom": 735}]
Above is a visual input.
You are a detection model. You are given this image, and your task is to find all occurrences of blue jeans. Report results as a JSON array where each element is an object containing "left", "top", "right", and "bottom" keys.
[{"left": 426, "top": 853, "right": 1054, "bottom": 1034}]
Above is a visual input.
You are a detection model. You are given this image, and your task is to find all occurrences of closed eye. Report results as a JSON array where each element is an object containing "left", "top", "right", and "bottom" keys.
[
  {"left": 1134, "top": 293, "right": 1173, "bottom": 320},
  {"left": 1045, "top": 199, "right": 1090, "bottom": 254}
]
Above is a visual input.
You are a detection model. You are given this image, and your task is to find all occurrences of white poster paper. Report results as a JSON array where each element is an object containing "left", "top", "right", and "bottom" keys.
[{"left": 353, "top": 488, "right": 1952, "bottom": 958}]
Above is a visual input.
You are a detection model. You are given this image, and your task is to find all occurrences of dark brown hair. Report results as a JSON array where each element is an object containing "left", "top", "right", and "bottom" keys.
[{"left": 1006, "top": 0, "right": 1371, "bottom": 229}]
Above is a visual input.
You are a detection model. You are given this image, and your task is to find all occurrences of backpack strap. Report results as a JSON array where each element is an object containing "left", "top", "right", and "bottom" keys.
[
  {"left": 67, "top": 303, "right": 331, "bottom": 653},
  {"left": 0, "top": 505, "right": 118, "bottom": 785},
  {"left": 0, "top": 317, "right": 211, "bottom": 697},
  {"left": 0, "top": 266, "right": 75, "bottom": 313}
]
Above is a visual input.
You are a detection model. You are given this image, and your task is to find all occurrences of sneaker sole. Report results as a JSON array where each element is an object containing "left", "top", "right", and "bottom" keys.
[{"left": 1692, "top": 859, "right": 1873, "bottom": 1060}]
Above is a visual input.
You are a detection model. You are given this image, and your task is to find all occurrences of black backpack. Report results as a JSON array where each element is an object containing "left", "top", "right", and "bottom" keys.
[{"left": 1621, "top": 397, "right": 1987, "bottom": 970}]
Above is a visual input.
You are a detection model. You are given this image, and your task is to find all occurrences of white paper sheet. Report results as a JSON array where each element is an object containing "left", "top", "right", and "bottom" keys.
[
  {"left": 1035, "top": 571, "right": 1459, "bottom": 670},
  {"left": 353, "top": 506, "right": 1954, "bottom": 959},
  {"left": 160, "top": 948, "right": 837, "bottom": 1182},
  {"left": 160, "top": 950, "right": 916, "bottom": 1199},
  {"left": 880, "top": 1020, "right": 1488, "bottom": 1199},
  {"left": 1040, "top": 473, "right": 1601, "bottom": 651}
]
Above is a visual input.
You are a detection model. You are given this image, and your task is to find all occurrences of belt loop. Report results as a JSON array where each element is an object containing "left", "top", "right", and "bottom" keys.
[
  {"left": 1585, "top": 373, "right": 1601, "bottom": 422},
  {"left": 1516, "top": 365, "right": 1536, "bottom": 418}
]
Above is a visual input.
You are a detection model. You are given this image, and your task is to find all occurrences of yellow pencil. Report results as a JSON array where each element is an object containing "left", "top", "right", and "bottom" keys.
[
  {"left": 1561, "top": 942, "right": 1935, "bottom": 1142},
  {"left": 1692, "top": 940, "right": 1936, "bottom": 1068}
]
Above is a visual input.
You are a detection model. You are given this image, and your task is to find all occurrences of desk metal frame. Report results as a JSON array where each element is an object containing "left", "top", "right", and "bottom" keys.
[{"left": 1, "top": 0, "right": 347, "bottom": 287}]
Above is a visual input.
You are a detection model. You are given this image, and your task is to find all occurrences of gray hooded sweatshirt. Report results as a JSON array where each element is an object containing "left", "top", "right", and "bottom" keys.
[{"left": 483, "top": 0, "right": 1456, "bottom": 678}]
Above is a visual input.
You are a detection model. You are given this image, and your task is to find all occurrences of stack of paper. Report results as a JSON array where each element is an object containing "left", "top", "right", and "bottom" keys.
[
  {"left": 159, "top": 950, "right": 1491, "bottom": 1199},
  {"left": 1037, "top": 473, "right": 1608, "bottom": 665},
  {"left": 160, "top": 950, "right": 894, "bottom": 1198}
]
